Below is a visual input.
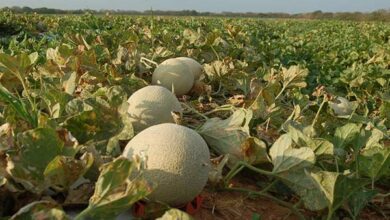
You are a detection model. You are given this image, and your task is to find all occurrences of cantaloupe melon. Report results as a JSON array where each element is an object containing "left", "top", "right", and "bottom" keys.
[
  {"left": 176, "top": 57, "right": 203, "bottom": 80},
  {"left": 152, "top": 58, "right": 194, "bottom": 96},
  {"left": 123, "top": 123, "right": 210, "bottom": 206},
  {"left": 127, "top": 86, "right": 182, "bottom": 132}
]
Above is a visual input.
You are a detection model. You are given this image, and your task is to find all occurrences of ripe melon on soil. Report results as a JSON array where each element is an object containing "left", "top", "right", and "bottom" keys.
[
  {"left": 127, "top": 86, "right": 182, "bottom": 132},
  {"left": 123, "top": 123, "right": 210, "bottom": 206},
  {"left": 176, "top": 57, "right": 203, "bottom": 80},
  {"left": 152, "top": 58, "right": 194, "bottom": 95}
]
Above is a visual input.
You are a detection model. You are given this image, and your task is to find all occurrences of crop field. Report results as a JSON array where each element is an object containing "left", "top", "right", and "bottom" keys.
[{"left": 0, "top": 11, "right": 389, "bottom": 219}]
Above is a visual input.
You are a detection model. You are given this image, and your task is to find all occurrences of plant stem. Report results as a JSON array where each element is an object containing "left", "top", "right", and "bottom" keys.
[
  {"left": 0, "top": 84, "right": 37, "bottom": 127},
  {"left": 239, "top": 161, "right": 275, "bottom": 176},
  {"left": 203, "top": 105, "right": 233, "bottom": 116},
  {"left": 140, "top": 57, "right": 158, "bottom": 67},
  {"left": 368, "top": 203, "right": 388, "bottom": 219},
  {"left": 224, "top": 161, "right": 275, "bottom": 185},
  {"left": 326, "top": 208, "right": 333, "bottom": 220},
  {"left": 74, "top": 206, "right": 93, "bottom": 220},
  {"left": 181, "top": 102, "right": 208, "bottom": 120},
  {"left": 334, "top": 156, "right": 340, "bottom": 173},
  {"left": 224, "top": 163, "right": 245, "bottom": 185},
  {"left": 259, "top": 180, "right": 278, "bottom": 194},
  {"left": 223, "top": 161, "right": 306, "bottom": 219},
  {"left": 212, "top": 80, "right": 223, "bottom": 95},
  {"left": 311, "top": 96, "right": 327, "bottom": 129},
  {"left": 355, "top": 152, "right": 359, "bottom": 179},
  {"left": 210, "top": 45, "right": 220, "bottom": 61},
  {"left": 274, "top": 85, "right": 286, "bottom": 101},
  {"left": 376, "top": 192, "right": 390, "bottom": 197}
]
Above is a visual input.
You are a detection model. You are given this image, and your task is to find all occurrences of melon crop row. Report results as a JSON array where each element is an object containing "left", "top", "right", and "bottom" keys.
[{"left": 124, "top": 57, "right": 210, "bottom": 207}]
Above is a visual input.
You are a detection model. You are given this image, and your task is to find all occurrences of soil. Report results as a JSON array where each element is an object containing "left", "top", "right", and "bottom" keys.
[{"left": 194, "top": 190, "right": 300, "bottom": 220}]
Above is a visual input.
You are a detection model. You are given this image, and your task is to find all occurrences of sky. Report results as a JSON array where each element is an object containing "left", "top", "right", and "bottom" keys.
[{"left": 0, "top": 0, "right": 389, "bottom": 13}]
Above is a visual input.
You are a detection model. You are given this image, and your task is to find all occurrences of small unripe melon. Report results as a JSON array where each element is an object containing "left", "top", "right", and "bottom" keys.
[
  {"left": 152, "top": 58, "right": 194, "bottom": 96},
  {"left": 176, "top": 57, "right": 203, "bottom": 80},
  {"left": 123, "top": 123, "right": 210, "bottom": 206},
  {"left": 127, "top": 86, "right": 182, "bottom": 132}
]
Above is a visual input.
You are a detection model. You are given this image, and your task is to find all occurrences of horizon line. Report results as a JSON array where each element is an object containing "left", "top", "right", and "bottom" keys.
[{"left": 2, "top": 6, "right": 390, "bottom": 14}]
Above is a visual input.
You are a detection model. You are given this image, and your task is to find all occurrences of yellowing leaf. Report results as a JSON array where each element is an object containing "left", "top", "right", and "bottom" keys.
[
  {"left": 269, "top": 134, "right": 315, "bottom": 173},
  {"left": 199, "top": 109, "right": 268, "bottom": 166},
  {"left": 10, "top": 201, "right": 69, "bottom": 220},
  {"left": 75, "top": 157, "right": 151, "bottom": 220},
  {"left": 281, "top": 65, "right": 308, "bottom": 89},
  {"left": 7, "top": 128, "right": 64, "bottom": 193}
]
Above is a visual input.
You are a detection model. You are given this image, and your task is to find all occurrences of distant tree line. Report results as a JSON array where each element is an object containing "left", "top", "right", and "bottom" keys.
[{"left": 2, "top": 6, "right": 390, "bottom": 22}]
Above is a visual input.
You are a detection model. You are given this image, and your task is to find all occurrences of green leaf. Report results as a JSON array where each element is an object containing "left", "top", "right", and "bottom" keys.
[
  {"left": 42, "top": 87, "right": 73, "bottom": 119},
  {"left": 0, "top": 52, "right": 36, "bottom": 96},
  {"left": 199, "top": 109, "right": 268, "bottom": 166},
  {"left": 44, "top": 153, "right": 94, "bottom": 191},
  {"left": 333, "top": 123, "right": 361, "bottom": 149},
  {"left": 272, "top": 147, "right": 315, "bottom": 173},
  {"left": 249, "top": 83, "right": 281, "bottom": 120},
  {"left": 65, "top": 98, "right": 93, "bottom": 115},
  {"left": 269, "top": 134, "right": 315, "bottom": 174},
  {"left": 249, "top": 88, "right": 268, "bottom": 119},
  {"left": 269, "top": 134, "right": 292, "bottom": 162},
  {"left": 285, "top": 122, "right": 316, "bottom": 149},
  {"left": 0, "top": 83, "right": 38, "bottom": 127},
  {"left": 312, "top": 139, "right": 335, "bottom": 158},
  {"left": 106, "top": 86, "right": 128, "bottom": 108},
  {"left": 277, "top": 167, "right": 367, "bottom": 213},
  {"left": 7, "top": 128, "right": 64, "bottom": 193},
  {"left": 358, "top": 145, "right": 390, "bottom": 181},
  {"left": 278, "top": 168, "right": 329, "bottom": 211},
  {"left": 281, "top": 65, "right": 308, "bottom": 89},
  {"left": 309, "top": 171, "right": 370, "bottom": 214},
  {"left": 352, "top": 129, "right": 372, "bottom": 152},
  {"left": 75, "top": 157, "right": 151, "bottom": 220},
  {"left": 379, "top": 100, "right": 390, "bottom": 127},
  {"left": 285, "top": 122, "right": 334, "bottom": 157},
  {"left": 348, "top": 189, "right": 377, "bottom": 218},
  {"left": 309, "top": 171, "right": 339, "bottom": 206},
  {"left": 28, "top": 52, "right": 39, "bottom": 65},
  {"left": 64, "top": 107, "right": 120, "bottom": 144},
  {"left": 10, "top": 201, "right": 69, "bottom": 220},
  {"left": 156, "top": 208, "right": 194, "bottom": 220},
  {"left": 62, "top": 71, "right": 78, "bottom": 95},
  {"left": 0, "top": 175, "right": 6, "bottom": 187},
  {"left": 332, "top": 175, "right": 370, "bottom": 212},
  {"left": 107, "top": 102, "right": 134, "bottom": 156},
  {"left": 64, "top": 97, "right": 133, "bottom": 155},
  {"left": 251, "top": 213, "right": 261, "bottom": 220},
  {"left": 365, "top": 128, "right": 384, "bottom": 148},
  {"left": 46, "top": 46, "right": 71, "bottom": 66},
  {"left": 0, "top": 53, "right": 29, "bottom": 80}
]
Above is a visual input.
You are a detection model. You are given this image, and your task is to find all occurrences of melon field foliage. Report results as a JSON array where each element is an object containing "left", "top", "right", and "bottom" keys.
[{"left": 0, "top": 11, "right": 389, "bottom": 219}]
